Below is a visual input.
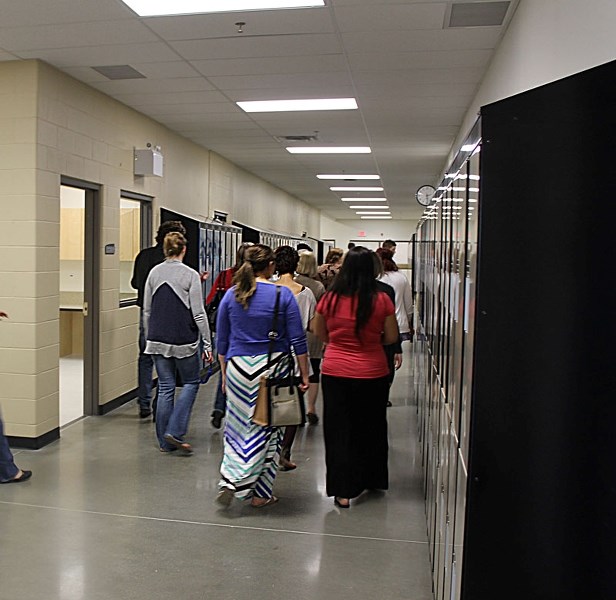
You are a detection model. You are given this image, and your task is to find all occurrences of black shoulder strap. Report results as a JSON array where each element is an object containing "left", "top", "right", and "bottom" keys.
[{"left": 267, "top": 286, "right": 282, "bottom": 364}]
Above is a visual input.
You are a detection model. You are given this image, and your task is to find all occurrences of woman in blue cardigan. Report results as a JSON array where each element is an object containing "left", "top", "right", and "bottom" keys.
[{"left": 215, "top": 244, "right": 309, "bottom": 508}]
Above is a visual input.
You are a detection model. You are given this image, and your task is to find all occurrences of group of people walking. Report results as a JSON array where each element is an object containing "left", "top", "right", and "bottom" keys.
[
  {"left": 132, "top": 226, "right": 415, "bottom": 509},
  {"left": 2, "top": 224, "right": 414, "bottom": 507}
]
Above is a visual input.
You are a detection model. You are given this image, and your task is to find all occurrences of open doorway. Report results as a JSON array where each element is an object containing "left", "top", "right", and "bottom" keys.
[{"left": 59, "top": 179, "right": 100, "bottom": 425}]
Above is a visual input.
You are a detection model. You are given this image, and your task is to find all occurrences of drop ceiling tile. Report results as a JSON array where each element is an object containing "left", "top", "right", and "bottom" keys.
[
  {"left": 359, "top": 82, "right": 477, "bottom": 99},
  {"left": 145, "top": 8, "right": 334, "bottom": 40},
  {"left": 332, "top": 2, "right": 447, "bottom": 32},
  {"left": 0, "top": 20, "right": 157, "bottom": 51},
  {"left": 346, "top": 49, "right": 493, "bottom": 71},
  {"left": 113, "top": 90, "right": 228, "bottom": 106},
  {"left": 0, "top": 51, "right": 20, "bottom": 61},
  {"left": 131, "top": 61, "right": 202, "bottom": 79},
  {"left": 16, "top": 42, "right": 181, "bottom": 68},
  {"left": 170, "top": 34, "right": 342, "bottom": 60},
  {"left": 190, "top": 55, "right": 348, "bottom": 77},
  {"left": 342, "top": 28, "right": 503, "bottom": 53},
  {"left": 209, "top": 71, "right": 352, "bottom": 91},
  {"left": 353, "top": 67, "right": 485, "bottom": 88},
  {"left": 0, "top": 0, "right": 132, "bottom": 27},
  {"left": 163, "top": 114, "right": 254, "bottom": 127},
  {"left": 142, "top": 103, "right": 242, "bottom": 116},
  {"left": 225, "top": 86, "right": 355, "bottom": 102},
  {"left": 91, "top": 77, "right": 214, "bottom": 95}
]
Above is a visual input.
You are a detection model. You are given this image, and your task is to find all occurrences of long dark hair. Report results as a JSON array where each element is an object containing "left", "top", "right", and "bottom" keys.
[{"left": 323, "top": 246, "right": 377, "bottom": 338}]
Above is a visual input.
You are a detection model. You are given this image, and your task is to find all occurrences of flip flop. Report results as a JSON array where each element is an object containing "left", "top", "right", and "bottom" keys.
[
  {"left": 216, "top": 488, "right": 235, "bottom": 508},
  {"left": 251, "top": 496, "right": 279, "bottom": 508},
  {"left": 163, "top": 433, "right": 193, "bottom": 454},
  {"left": 0, "top": 470, "right": 32, "bottom": 484}
]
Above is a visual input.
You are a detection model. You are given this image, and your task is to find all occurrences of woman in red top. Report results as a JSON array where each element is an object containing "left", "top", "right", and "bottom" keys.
[{"left": 313, "top": 247, "right": 399, "bottom": 508}]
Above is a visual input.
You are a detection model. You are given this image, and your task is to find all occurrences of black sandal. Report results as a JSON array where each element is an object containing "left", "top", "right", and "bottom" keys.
[{"left": 1, "top": 470, "right": 32, "bottom": 484}]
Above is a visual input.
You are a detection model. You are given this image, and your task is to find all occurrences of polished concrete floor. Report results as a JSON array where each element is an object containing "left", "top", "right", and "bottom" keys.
[{"left": 1, "top": 345, "right": 433, "bottom": 600}]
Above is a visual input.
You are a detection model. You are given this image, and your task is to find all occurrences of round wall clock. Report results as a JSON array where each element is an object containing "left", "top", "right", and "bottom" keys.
[{"left": 415, "top": 185, "right": 436, "bottom": 207}]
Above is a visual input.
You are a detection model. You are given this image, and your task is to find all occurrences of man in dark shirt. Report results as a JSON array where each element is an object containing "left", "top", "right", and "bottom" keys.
[{"left": 131, "top": 220, "right": 186, "bottom": 418}]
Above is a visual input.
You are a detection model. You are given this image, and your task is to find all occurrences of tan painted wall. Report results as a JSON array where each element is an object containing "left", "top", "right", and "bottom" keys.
[{"left": 0, "top": 59, "right": 320, "bottom": 439}]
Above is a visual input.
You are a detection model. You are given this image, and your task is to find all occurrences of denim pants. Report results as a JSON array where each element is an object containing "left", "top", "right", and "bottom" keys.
[
  {"left": 213, "top": 372, "right": 226, "bottom": 415},
  {"left": 153, "top": 353, "right": 200, "bottom": 450},
  {"left": 0, "top": 414, "right": 19, "bottom": 482},
  {"left": 137, "top": 310, "right": 154, "bottom": 411}
]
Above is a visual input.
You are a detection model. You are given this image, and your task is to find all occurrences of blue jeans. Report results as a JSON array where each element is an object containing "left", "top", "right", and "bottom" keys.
[
  {"left": 213, "top": 372, "right": 226, "bottom": 415},
  {"left": 0, "top": 414, "right": 19, "bottom": 482},
  {"left": 138, "top": 310, "right": 154, "bottom": 411},
  {"left": 153, "top": 353, "right": 200, "bottom": 450}
]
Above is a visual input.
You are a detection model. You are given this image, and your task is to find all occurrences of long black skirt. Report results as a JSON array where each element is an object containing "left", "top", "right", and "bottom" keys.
[{"left": 321, "top": 374, "right": 390, "bottom": 499}]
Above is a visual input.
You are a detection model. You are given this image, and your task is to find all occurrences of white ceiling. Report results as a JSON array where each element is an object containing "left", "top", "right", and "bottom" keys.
[{"left": 0, "top": 0, "right": 517, "bottom": 223}]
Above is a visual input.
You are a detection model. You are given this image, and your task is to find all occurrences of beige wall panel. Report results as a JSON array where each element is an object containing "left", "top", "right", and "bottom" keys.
[
  {"left": 2, "top": 219, "right": 58, "bottom": 248},
  {"left": 0, "top": 194, "right": 59, "bottom": 223},
  {"left": 0, "top": 320, "right": 59, "bottom": 350},
  {"left": 100, "top": 268, "right": 120, "bottom": 292},
  {"left": 2, "top": 247, "right": 58, "bottom": 273},
  {"left": 99, "top": 363, "right": 136, "bottom": 396},
  {"left": 0, "top": 398, "right": 37, "bottom": 423},
  {"left": 1, "top": 195, "right": 39, "bottom": 221},
  {"left": 35, "top": 392, "right": 59, "bottom": 423},
  {"left": 0, "top": 93, "right": 37, "bottom": 119},
  {"left": 0, "top": 295, "right": 58, "bottom": 323},
  {"left": 36, "top": 169, "right": 60, "bottom": 197},
  {"left": 100, "top": 344, "right": 137, "bottom": 374},
  {"left": 0, "top": 368, "right": 58, "bottom": 401},
  {"left": 0, "top": 117, "right": 37, "bottom": 145},
  {"left": 0, "top": 169, "right": 39, "bottom": 195},
  {"left": 0, "top": 143, "right": 36, "bottom": 169},
  {"left": 0, "top": 345, "right": 58, "bottom": 375},
  {"left": 0, "top": 271, "right": 57, "bottom": 297},
  {"left": 100, "top": 325, "right": 138, "bottom": 352},
  {"left": 100, "top": 289, "right": 119, "bottom": 312},
  {"left": 101, "top": 306, "right": 139, "bottom": 332}
]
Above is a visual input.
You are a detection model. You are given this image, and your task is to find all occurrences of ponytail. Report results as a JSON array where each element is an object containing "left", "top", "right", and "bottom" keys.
[
  {"left": 232, "top": 243, "right": 274, "bottom": 309},
  {"left": 233, "top": 262, "right": 256, "bottom": 309}
]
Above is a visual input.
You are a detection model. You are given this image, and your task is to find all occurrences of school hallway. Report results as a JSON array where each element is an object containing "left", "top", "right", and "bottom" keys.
[{"left": 0, "top": 344, "right": 432, "bottom": 600}]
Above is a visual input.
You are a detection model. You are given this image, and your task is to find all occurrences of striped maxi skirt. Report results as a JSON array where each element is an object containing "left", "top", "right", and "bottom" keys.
[{"left": 218, "top": 353, "right": 284, "bottom": 500}]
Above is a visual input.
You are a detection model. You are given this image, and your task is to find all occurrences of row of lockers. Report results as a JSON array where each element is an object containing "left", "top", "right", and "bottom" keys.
[
  {"left": 413, "top": 126, "right": 481, "bottom": 600},
  {"left": 412, "top": 60, "right": 616, "bottom": 599}
]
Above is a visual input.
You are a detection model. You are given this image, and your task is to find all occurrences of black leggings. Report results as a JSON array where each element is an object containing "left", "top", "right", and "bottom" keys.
[{"left": 321, "top": 374, "right": 390, "bottom": 498}]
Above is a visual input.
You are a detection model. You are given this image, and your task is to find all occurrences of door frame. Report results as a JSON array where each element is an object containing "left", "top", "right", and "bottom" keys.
[{"left": 61, "top": 176, "right": 100, "bottom": 416}]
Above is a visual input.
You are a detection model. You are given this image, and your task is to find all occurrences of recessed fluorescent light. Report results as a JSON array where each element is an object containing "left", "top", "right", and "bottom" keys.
[
  {"left": 461, "top": 144, "right": 476, "bottom": 152},
  {"left": 355, "top": 211, "right": 391, "bottom": 215},
  {"left": 341, "top": 198, "right": 386, "bottom": 202},
  {"left": 330, "top": 186, "right": 383, "bottom": 192},
  {"left": 348, "top": 205, "right": 390, "bottom": 209},
  {"left": 120, "top": 0, "right": 325, "bottom": 17},
  {"left": 286, "top": 147, "right": 371, "bottom": 154},
  {"left": 361, "top": 216, "right": 392, "bottom": 220},
  {"left": 317, "top": 174, "right": 379, "bottom": 180},
  {"left": 238, "top": 98, "right": 357, "bottom": 113}
]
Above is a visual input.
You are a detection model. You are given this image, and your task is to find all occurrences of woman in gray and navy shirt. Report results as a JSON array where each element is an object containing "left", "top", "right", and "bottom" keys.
[{"left": 143, "top": 232, "right": 212, "bottom": 454}]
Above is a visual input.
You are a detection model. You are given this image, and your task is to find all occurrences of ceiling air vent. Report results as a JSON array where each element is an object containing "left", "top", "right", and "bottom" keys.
[
  {"left": 91, "top": 65, "right": 146, "bottom": 80},
  {"left": 447, "top": 1, "right": 510, "bottom": 28},
  {"left": 275, "top": 133, "right": 320, "bottom": 143}
]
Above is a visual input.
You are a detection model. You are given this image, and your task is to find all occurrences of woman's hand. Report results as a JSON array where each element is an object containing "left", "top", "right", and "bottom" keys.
[
  {"left": 299, "top": 374, "right": 310, "bottom": 393},
  {"left": 394, "top": 353, "right": 403, "bottom": 370}
]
